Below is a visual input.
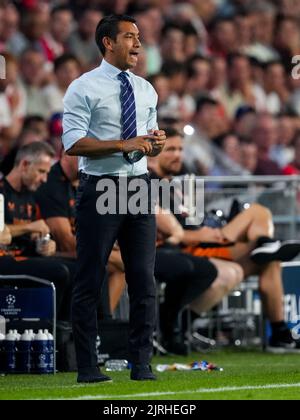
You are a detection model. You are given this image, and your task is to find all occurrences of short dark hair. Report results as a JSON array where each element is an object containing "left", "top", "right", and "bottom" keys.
[
  {"left": 227, "top": 52, "right": 249, "bottom": 68},
  {"left": 23, "top": 116, "right": 46, "bottom": 129},
  {"left": 161, "top": 127, "right": 183, "bottom": 139},
  {"left": 54, "top": 53, "right": 81, "bottom": 73},
  {"left": 95, "top": 14, "right": 136, "bottom": 56},
  {"left": 50, "top": 5, "right": 72, "bottom": 17},
  {"left": 196, "top": 96, "right": 218, "bottom": 113},
  {"left": 15, "top": 142, "right": 55, "bottom": 167}
]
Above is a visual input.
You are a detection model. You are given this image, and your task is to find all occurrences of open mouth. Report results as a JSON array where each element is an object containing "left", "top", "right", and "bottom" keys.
[{"left": 129, "top": 52, "right": 139, "bottom": 58}]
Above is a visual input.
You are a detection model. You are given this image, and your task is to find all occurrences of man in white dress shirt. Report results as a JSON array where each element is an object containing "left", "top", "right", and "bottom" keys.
[{"left": 62, "top": 14, "right": 166, "bottom": 383}]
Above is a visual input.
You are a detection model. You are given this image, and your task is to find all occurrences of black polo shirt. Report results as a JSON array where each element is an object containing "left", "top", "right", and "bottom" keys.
[
  {"left": 0, "top": 178, "right": 39, "bottom": 257},
  {"left": 35, "top": 162, "right": 76, "bottom": 235}
]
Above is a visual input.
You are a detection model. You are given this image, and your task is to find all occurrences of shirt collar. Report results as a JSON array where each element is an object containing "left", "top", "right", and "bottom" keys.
[{"left": 99, "top": 59, "right": 131, "bottom": 80}]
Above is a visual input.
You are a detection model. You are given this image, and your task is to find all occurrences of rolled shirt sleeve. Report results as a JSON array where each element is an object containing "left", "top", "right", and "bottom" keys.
[
  {"left": 62, "top": 80, "right": 91, "bottom": 151},
  {"left": 147, "top": 86, "right": 159, "bottom": 132}
]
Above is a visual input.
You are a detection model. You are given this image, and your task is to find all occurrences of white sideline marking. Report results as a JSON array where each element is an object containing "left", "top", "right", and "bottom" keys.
[{"left": 63, "top": 383, "right": 300, "bottom": 400}]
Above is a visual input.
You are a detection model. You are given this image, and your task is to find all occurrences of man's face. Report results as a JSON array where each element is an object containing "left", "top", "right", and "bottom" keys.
[
  {"left": 108, "top": 21, "right": 141, "bottom": 70},
  {"left": 80, "top": 11, "right": 103, "bottom": 39},
  {"left": 21, "top": 156, "right": 52, "bottom": 191},
  {"left": 230, "top": 57, "right": 251, "bottom": 85},
  {"left": 157, "top": 136, "right": 183, "bottom": 176},
  {"left": 20, "top": 51, "right": 45, "bottom": 86},
  {"left": 56, "top": 60, "right": 81, "bottom": 89},
  {"left": 51, "top": 10, "right": 73, "bottom": 43}
]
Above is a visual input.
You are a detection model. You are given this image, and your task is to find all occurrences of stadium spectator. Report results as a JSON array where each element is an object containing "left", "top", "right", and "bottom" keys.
[
  {"left": 240, "top": 141, "right": 259, "bottom": 175},
  {"left": 220, "top": 53, "right": 267, "bottom": 118},
  {"left": 274, "top": 17, "right": 300, "bottom": 71},
  {"left": 252, "top": 113, "right": 283, "bottom": 175},
  {"left": 184, "top": 96, "right": 228, "bottom": 175},
  {"left": 19, "top": 48, "right": 49, "bottom": 117},
  {"left": 68, "top": 8, "right": 102, "bottom": 69},
  {"left": 0, "top": 52, "right": 26, "bottom": 143},
  {"left": 186, "top": 55, "right": 211, "bottom": 98},
  {"left": 0, "top": 2, "right": 21, "bottom": 55},
  {"left": 233, "top": 105, "right": 257, "bottom": 141},
  {"left": 211, "top": 132, "right": 246, "bottom": 177},
  {"left": 160, "top": 61, "right": 195, "bottom": 123},
  {"left": 160, "top": 23, "right": 186, "bottom": 64},
  {"left": 209, "top": 17, "right": 237, "bottom": 57},
  {"left": 263, "top": 61, "right": 290, "bottom": 114},
  {"left": 17, "top": 5, "right": 51, "bottom": 60},
  {"left": 132, "top": 4, "right": 162, "bottom": 75},
  {"left": 41, "top": 54, "right": 82, "bottom": 118},
  {"left": 270, "top": 113, "right": 297, "bottom": 168},
  {"left": 283, "top": 133, "right": 300, "bottom": 175},
  {"left": 42, "top": 6, "right": 74, "bottom": 61}
]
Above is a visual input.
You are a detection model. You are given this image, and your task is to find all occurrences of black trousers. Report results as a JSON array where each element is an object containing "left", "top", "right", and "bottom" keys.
[
  {"left": 155, "top": 247, "right": 217, "bottom": 337},
  {"left": 73, "top": 173, "right": 156, "bottom": 373}
]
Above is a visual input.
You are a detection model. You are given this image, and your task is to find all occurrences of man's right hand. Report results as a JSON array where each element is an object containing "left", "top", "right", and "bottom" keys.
[
  {"left": 122, "top": 135, "right": 157, "bottom": 155},
  {"left": 26, "top": 220, "right": 50, "bottom": 237}
]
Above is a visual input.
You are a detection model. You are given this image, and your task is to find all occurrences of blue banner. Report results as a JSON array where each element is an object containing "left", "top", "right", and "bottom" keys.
[{"left": 0, "top": 288, "right": 54, "bottom": 319}]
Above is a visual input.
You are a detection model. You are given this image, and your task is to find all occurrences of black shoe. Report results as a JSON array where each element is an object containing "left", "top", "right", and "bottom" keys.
[
  {"left": 251, "top": 238, "right": 300, "bottom": 265},
  {"left": 77, "top": 370, "right": 112, "bottom": 384},
  {"left": 267, "top": 329, "right": 300, "bottom": 354},
  {"left": 130, "top": 364, "right": 157, "bottom": 381}
]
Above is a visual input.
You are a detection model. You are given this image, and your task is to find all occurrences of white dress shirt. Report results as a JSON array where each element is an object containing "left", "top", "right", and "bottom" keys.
[{"left": 62, "top": 59, "right": 158, "bottom": 176}]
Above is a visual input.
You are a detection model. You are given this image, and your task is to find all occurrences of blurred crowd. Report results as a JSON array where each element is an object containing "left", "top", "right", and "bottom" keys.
[{"left": 0, "top": 0, "right": 300, "bottom": 177}]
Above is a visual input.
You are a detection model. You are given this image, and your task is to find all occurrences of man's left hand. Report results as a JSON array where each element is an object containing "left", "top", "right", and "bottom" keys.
[{"left": 146, "top": 130, "right": 166, "bottom": 157}]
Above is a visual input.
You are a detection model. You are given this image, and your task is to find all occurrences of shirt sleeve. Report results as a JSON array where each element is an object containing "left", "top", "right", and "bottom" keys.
[
  {"left": 36, "top": 185, "right": 69, "bottom": 220},
  {"left": 146, "top": 84, "right": 159, "bottom": 131},
  {"left": 62, "top": 80, "right": 91, "bottom": 151}
]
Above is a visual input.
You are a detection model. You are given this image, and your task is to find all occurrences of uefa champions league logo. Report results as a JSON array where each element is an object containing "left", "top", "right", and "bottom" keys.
[{"left": 6, "top": 295, "right": 16, "bottom": 307}]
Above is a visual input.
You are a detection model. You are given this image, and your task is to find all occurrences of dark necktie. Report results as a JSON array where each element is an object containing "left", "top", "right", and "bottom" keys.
[{"left": 118, "top": 71, "right": 144, "bottom": 164}]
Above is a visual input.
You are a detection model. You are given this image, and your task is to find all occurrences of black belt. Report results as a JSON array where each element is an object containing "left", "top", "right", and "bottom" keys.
[{"left": 79, "top": 172, "right": 149, "bottom": 183}]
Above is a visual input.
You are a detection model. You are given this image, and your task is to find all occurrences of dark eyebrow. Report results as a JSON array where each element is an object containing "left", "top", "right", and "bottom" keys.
[{"left": 124, "top": 32, "right": 140, "bottom": 36}]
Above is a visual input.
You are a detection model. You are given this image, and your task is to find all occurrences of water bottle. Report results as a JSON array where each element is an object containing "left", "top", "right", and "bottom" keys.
[
  {"left": 13, "top": 330, "right": 21, "bottom": 341},
  {"left": 0, "top": 332, "right": 5, "bottom": 373},
  {"left": 4, "top": 330, "right": 17, "bottom": 373},
  {"left": 16, "top": 330, "right": 32, "bottom": 374},
  {"left": 104, "top": 359, "right": 128, "bottom": 372},
  {"left": 28, "top": 330, "right": 35, "bottom": 340},
  {"left": 36, "top": 234, "right": 51, "bottom": 255},
  {"left": 44, "top": 330, "right": 54, "bottom": 374},
  {"left": 32, "top": 330, "right": 48, "bottom": 374}
]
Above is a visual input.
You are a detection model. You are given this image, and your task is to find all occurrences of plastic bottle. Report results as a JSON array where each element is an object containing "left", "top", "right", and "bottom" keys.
[
  {"left": 17, "top": 330, "right": 32, "bottom": 374},
  {"left": 0, "top": 332, "right": 5, "bottom": 373},
  {"left": 4, "top": 330, "right": 17, "bottom": 373},
  {"left": 28, "top": 329, "right": 35, "bottom": 340},
  {"left": 13, "top": 330, "right": 21, "bottom": 341},
  {"left": 104, "top": 359, "right": 128, "bottom": 372},
  {"left": 44, "top": 330, "right": 54, "bottom": 374},
  {"left": 36, "top": 234, "right": 51, "bottom": 254},
  {"left": 32, "top": 330, "right": 48, "bottom": 374}
]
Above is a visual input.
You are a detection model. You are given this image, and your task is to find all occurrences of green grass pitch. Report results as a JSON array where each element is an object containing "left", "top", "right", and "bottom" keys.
[{"left": 1, "top": 350, "right": 300, "bottom": 400}]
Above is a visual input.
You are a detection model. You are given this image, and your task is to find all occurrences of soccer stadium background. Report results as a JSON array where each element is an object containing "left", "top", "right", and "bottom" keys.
[{"left": 0, "top": 0, "right": 300, "bottom": 401}]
